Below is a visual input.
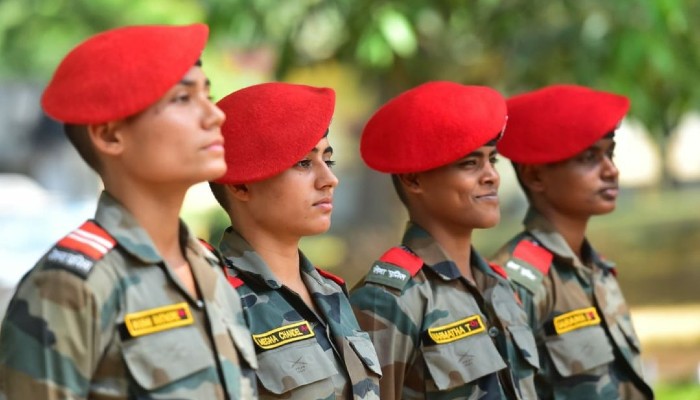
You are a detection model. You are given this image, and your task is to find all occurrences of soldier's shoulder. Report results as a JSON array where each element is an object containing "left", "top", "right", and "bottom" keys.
[
  {"left": 496, "top": 238, "right": 553, "bottom": 294},
  {"left": 40, "top": 220, "right": 117, "bottom": 279},
  {"left": 361, "top": 246, "right": 424, "bottom": 292}
]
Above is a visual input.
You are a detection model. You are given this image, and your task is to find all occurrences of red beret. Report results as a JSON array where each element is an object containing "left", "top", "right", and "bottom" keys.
[
  {"left": 497, "top": 84, "right": 630, "bottom": 164},
  {"left": 360, "top": 81, "right": 507, "bottom": 174},
  {"left": 214, "top": 82, "right": 335, "bottom": 184},
  {"left": 41, "top": 24, "right": 208, "bottom": 124}
]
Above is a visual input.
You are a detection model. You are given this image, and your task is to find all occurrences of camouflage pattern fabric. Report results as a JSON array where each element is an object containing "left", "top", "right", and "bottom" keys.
[
  {"left": 0, "top": 191, "right": 258, "bottom": 400},
  {"left": 218, "top": 228, "right": 382, "bottom": 400},
  {"left": 491, "top": 207, "right": 654, "bottom": 400},
  {"left": 349, "top": 222, "right": 539, "bottom": 400}
]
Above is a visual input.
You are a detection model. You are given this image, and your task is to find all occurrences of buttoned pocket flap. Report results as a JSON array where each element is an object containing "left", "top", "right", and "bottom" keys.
[
  {"left": 509, "top": 324, "right": 540, "bottom": 369},
  {"left": 122, "top": 325, "right": 213, "bottom": 390},
  {"left": 421, "top": 334, "right": 507, "bottom": 391},
  {"left": 227, "top": 324, "right": 258, "bottom": 369},
  {"left": 544, "top": 326, "right": 614, "bottom": 377},
  {"left": 347, "top": 332, "right": 383, "bottom": 376},
  {"left": 256, "top": 339, "right": 338, "bottom": 394}
]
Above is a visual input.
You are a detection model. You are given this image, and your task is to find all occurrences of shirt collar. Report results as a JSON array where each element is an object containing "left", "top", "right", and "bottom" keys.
[
  {"left": 523, "top": 207, "right": 595, "bottom": 270},
  {"left": 217, "top": 227, "right": 319, "bottom": 289},
  {"left": 401, "top": 222, "right": 494, "bottom": 281},
  {"left": 94, "top": 191, "right": 198, "bottom": 264}
]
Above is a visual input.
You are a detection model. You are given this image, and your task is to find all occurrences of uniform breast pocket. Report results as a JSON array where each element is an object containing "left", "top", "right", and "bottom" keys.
[
  {"left": 420, "top": 332, "right": 507, "bottom": 391},
  {"left": 346, "top": 332, "right": 383, "bottom": 377},
  {"left": 121, "top": 325, "right": 216, "bottom": 396},
  {"left": 255, "top": 339, "right": 338, "bottom": 395},
  {"left": 544, "top": 325, "right": 615, "bottom": 377},
  {"left": 508, "top": 324, "right": 540, "bottom": 370}
]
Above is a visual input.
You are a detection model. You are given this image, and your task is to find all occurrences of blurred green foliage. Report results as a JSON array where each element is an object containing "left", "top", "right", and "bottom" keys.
[{"left": 2, "top": 0, "right": 699, "bottom": 145}]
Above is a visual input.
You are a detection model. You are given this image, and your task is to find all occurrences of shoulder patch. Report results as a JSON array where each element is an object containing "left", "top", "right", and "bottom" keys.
[
  {"left": 365, "top": 247, "right": 424, "bottom": 291},
  {"left": 379, "top": 247, "right": 423, "bottom": 276},
  {"left": 513, "top": 240, "right": 552, "bottom": 275},
  {"left": 315, "top": 267, "right": 345, "bottom": 286},
  {"left": 46, "top": 220, "right": 116, "bottom": 278}
]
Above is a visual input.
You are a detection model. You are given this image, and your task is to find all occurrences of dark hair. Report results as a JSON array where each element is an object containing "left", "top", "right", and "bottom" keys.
[
  {"left": 209, "top": 181, "right": 231, "bottom": 212},
  {"left": 391, "top": 174, "right": 409, "bottom": 207},
  {"left": 64, "top": 124, "right": 101, "bottom": 173}
]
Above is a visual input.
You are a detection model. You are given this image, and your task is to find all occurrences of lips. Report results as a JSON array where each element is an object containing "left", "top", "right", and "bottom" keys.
[
  {"left": 599, "top": 186, "right": 619, "bottom": 200},
  {"left": 203, "top": 138, "right": 224, "bottom": 152},
  {"left": 313, "top": 197, "right": 333, "bottom": 212},
  {"left": 475, "top": 191, "right": 499, "bottom": 201}
]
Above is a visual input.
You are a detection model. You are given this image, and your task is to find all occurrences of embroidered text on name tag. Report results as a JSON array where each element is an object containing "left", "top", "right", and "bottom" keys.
[
  {"left": 428, "top": 315, "right": 485, "bottom": 344},
  {"left": 553, "top": 307, "right": 601, "bottom": 335},
  {"left": 124, "top": 302, "right": 194, "bottom": 337},
  {"left": 252, "top": 321, "right": 315, "bottom": 350}
]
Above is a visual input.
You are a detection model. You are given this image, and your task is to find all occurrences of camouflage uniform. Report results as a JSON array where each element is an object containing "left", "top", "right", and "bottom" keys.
[
  {"left": 218, "top": 228, "right": 382, "bottom": 400},
  {"left": 0, "top": 192, "right": 258, "bottom": 400},
  {"left": 491, "top": 208, "right": 654, "bottom": 400},
  {"left": 349, "top": 222, "right": 539, "bottom": 400}
]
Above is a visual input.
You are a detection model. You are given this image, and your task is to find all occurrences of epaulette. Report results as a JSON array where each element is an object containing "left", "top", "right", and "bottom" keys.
[
  {"left": 315, "top": 267, "right": 345, "bottom": 286},
  {"left": 364, "top": 246, "right": 423, "bottom": 291},
  {"left": 45, "top": 220, "right": 116, "bottom": 278},
  {"left": 503, "top": 240, "right": 553, "bottom": 294},
  {"left": 316, "top": 267, "right": 348, "bottom": 295},
  {"left": 223, "top": 267, "right": 245, "bottom": 289}
]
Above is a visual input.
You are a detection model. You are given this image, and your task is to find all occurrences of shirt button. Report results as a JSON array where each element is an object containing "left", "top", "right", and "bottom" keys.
[
  {"left": 196, "top": 300, "right": 204, "bottom": 308},
  {"left": 488, "top": 326, "right": 500, "bottom": 337}
]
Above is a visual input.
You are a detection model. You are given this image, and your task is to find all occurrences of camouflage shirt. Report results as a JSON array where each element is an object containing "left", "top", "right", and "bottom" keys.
[
  {"left": 491, "top": 208, "right": 654, "bottom": 400},
  {"left": 218, "top": 228, "right": 382, "bottom": 400},
  {"left": 349, "top": 222, "right": 539, "bottom": 400},
  {"left": 0, "top": 192, "right": 258, "bottom": 400}
]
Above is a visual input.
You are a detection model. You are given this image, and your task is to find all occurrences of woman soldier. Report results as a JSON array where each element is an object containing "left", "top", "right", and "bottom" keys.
[
  {"left": 208, "top": 82, "right": 382, "bottom": 399},
  {"left": 349, "top": 81, "right": 539, "bottom": 399}
]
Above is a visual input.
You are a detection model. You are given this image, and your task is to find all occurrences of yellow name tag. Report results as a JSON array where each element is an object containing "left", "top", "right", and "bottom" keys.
[
  {"left": 428, "top": 315, "right": 485, "bottom": 344},
  {"left": 553, "top": 307, "right": 601, "bottom": 334},
  {"left": 252, "top": 321, "right": 315, "bottom": 350},
  {"left": 124, "top": 302, "right": 194, "bottom": 337}
]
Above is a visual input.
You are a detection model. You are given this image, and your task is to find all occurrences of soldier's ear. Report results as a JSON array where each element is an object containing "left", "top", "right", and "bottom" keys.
[
  {"left": 88, "top": 121, "right": 124, "bottom": 156},
  {"left": 227, "top": 184, "right": 250, "bottom": 202},
  {"left": 519, "top": 164, "right": 546, "bottom": 194},
  {"left": 398, "top": 173, "right": 422, "bottom": 194}
]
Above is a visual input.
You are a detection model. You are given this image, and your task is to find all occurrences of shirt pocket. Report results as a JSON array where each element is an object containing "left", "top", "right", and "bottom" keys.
[
  {"left": 543, "top": 325, "right": 615, "bottom": 377},
  {"left": 347, "top": 332, "right": 383, "bottom": 377},
  {"left": 508, "top": 324, "right": 540, "bottom": 370},
  {"left": 255, "top": 339, "right": 338, "bottom": 395},
  {"left": 420, "top": 333, "right": 507, "bottom": 391},
  {"left": 227, "top": 323, "right": 258, "bottom": 370},
  {"left": 121, "top": 324, "right": 214, "bottom": 392}
]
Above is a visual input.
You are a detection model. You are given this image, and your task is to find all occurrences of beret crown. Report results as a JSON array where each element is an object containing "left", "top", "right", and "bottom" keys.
[
  {"left": 498, "top": 84, "right": 630, "bottom": 164},
  {"left": 42, "top": 23, "right": 208, "bottom": 124},
  {"left": 361, "top": 81, "right": 507, "bottom": 173}
]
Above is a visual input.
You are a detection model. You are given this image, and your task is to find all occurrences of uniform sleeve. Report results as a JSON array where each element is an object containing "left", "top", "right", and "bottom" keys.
[
  {"left": 349, "top": 283, "right": 421, "bottom": 400},
  {"left": 0, "top": 268, "right": 102, "bottom": 400}
]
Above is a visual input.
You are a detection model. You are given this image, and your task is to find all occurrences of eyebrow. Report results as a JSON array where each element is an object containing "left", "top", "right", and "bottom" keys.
[
  {"left": 311, "top": 146, "right": 334, "bottom": 154},
  {"left": 179, "top": 78, "right": 211, "bottom": 88},
  {"left": 466, "top": 149, "right": 499, "bottom": 157}
]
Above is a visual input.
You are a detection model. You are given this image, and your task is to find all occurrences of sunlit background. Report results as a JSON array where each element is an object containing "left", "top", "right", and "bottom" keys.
[{"left": 1, "top": 1, "right": 700, "bottom": 397}]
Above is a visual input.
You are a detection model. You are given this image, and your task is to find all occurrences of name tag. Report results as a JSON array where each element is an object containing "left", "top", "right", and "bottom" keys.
[
  {"left": 124, "top": 302, "right": 194, "bottom": 337},
  {"left": 252, "top": 321, "right": 315, "bottom": 350},
  {"left": 427, "top": 315, "right": 485, "bottom": 344},
  {"left": 553, "top": 307, "right": 601, "bottom": 334}
]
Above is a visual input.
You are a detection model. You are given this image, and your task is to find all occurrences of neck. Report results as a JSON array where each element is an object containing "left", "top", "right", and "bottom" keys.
[
  {"left": 410, "top": 214, "right": 473, "bottom": 280},
  {"left": 104, "top": 180, "right": 187, "bottom": 263},
  {"left": 533, "top": 203, "right": 589, "bottom": 259},
  {"left": 233, "top": 220, "right": 302, "bottom": 285}
]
